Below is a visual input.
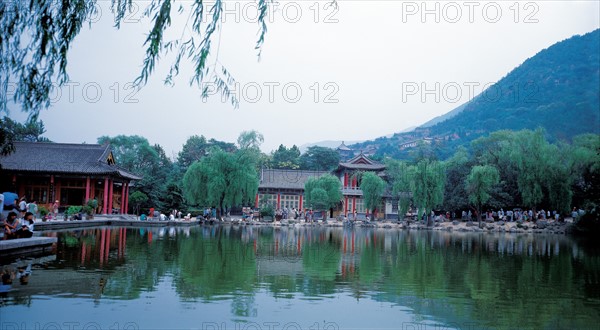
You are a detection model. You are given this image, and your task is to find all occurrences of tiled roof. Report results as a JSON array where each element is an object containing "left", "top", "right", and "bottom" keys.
[
  {"left": 0, "top": 142, "right": 141, "bottom": 180},
  {"left": 337, "top": 152, "right": 385, "bottom": 171},
  {"left": 336, "top": 141, "right": 352, "bottom": 151},
  {"left": 259, "top": 169, "right": 329, "bottom": 190}
]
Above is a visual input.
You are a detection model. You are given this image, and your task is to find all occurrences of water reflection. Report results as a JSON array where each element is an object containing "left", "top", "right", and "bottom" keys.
[{"left": 1, "top": 226, "right": 599, "bottom": 329}]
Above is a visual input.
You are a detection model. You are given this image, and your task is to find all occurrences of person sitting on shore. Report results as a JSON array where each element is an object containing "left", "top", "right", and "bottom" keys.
[
  {"left": 16, "top": 223, "right": 33, "bottom": 238},
  {"left": 2, "top": 212, "right": 20, "bottom": 240},
  {"left": 22, "top": 212, "right": 35, "bottom": 231}
]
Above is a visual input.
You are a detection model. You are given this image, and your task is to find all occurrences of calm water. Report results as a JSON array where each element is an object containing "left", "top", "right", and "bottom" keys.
[{"left": 1, "top": 226, "right": 599, "bottom": 330}]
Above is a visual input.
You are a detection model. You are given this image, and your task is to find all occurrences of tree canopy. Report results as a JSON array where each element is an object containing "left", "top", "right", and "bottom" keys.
[
  {"left": 303, "top": 174, "right": 342, "bottom": 213},
  {"left": 409, "top": 160, "right": 445, "bottom": 225},
  {"left": 182, "top": 148, "right": 258, "bottom": 218},
  {"left": 98, "top": 135, "right": 174, "bottom": 212},
  {"left": 360, "top": 172, "right": 386, "bottom": 220},
  {"left": 270, "top": 144, "right": 301, "bottom": 169},
  {"left": 466, "top": 165, "right": 500, "bottom": 225},
  {"left": 299, "top": 146, "right": 340, "bottom": 171}
]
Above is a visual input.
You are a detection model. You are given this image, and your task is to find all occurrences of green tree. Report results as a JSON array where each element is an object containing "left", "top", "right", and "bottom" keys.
[
  {"left": 182, "top": 148, "right": 258, "bottom": 219},
  {"left": 510, "top": 129, "right": 552, "bottom": 216},
  {"left": 97, "top": 135, "right": 173, "bottom": 211},
  {"left": 466, "top": 165, "right": 500, "bottom": 226},
  {"left": 303, "top": 174, "right": 342, "bottom": 219},
  {"left": 442, "top": 146, "right": 471, "bottom": 213},
  {"left": 129, "top": 191, "right": 149, "bottom": 216},
  {"left": 271, "top": 144, "right": 301, "bottom": 169},
  {"left": 299, "top": 146, "right": 340, "bottom": 171},
  {"left": 386, "top": 159, "right": 413, "bottom": 221},
  {"left": 237, "top": 130, "right": 264, "bottom": 151},
  {"left": 0, "top": 116, "right": 51, "bottom": 156},
  {"left": 177, "top": 135, "right": 209, "bottom": 168},
  {"left": 360, "top": 172, "right": 386, "bottom": 221},
  {"left": 410, "top": 160, "right": 445, "bottom": 226}
]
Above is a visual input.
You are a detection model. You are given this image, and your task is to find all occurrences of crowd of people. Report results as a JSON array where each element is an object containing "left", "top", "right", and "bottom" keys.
[{"left": 2, "top": 211, "right": 35, "bottom": 240}]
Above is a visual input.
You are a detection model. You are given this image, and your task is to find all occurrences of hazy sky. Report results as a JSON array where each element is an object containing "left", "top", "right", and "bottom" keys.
[{"left": 8, "top": 0, "right": 600, "bottom": 157}]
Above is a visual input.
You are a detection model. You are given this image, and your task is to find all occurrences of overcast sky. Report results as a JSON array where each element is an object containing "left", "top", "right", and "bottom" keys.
[{"left": 9, "top": 0, "right": 600, "bottom": 157}]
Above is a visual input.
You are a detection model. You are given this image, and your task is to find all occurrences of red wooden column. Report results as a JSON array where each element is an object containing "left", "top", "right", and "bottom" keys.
[
  {"left": 108, "top": 179, "right": 114, "bottom": 214},
  {"left": 352, "top": 197, "right": 356, "bottom": 213},
  {"left": 343, "top": 173, "right": 348, "bottom": 188},
  {"left": 102, "top": 178, "right": 109, "bottom": 214},
  {"left": 124, "top": 183, "right": 129, "bottom": 214},
  {"left": 50, "top": 175, "right": 55, "bottom": 203},
  {"left": 85, "top": 177, "right": 91, "bottom": 201},
  {"left": 276, "top": 193, "right": 281, "bottom": 209},
  {"left": 120, "top": 183, "right": 126, "bottom": 214},
  {"left": 254, "top": 193, "right": 259, "bottom": 208},
  {"left": 299, "top": 194, "right": 303, "bottom": 210}
]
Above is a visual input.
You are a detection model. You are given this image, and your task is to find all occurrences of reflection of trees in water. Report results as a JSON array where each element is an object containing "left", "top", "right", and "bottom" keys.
[{"left": 14, "top": 227, "right": 598, "bottom": 328}]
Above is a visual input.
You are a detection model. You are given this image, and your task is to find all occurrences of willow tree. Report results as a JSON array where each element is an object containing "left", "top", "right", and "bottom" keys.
[
  {"left": 1, "top": 0, "right": 297, "bottom": 115},
  {"left": 304, "top": 175, "right": 342, "bottom": 220},
  {"left": 509, "top": 129, "right": 551, "bottom": 217},
  {"left": 466, "top": 165, "right": 500, "bottom": 227},
  {"left": 360, "top": 172, "right": 386, "bottom": 221},
  {"left": 386, "top": 159, "right": 413, "bottom": 221},
  {"left": 410, "top": 160, "right": 445, "bottom": 226},
  {"left": 183, "top": 148, "right": 258, "bottom": 219}
]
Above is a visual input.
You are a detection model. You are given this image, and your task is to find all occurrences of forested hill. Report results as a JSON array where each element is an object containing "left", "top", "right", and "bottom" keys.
[{"left": 351, "top": 29, "right": 600, "bottom": 159}]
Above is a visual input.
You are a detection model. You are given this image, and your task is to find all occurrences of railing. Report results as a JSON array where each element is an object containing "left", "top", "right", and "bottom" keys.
[{"left": 341, "top": 187, "right": 363, "bottom": 195}]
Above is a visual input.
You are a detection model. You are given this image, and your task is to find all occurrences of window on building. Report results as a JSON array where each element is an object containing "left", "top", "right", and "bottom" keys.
[{"left": 23, "top": 178, "right": 50, "bottom": 204}]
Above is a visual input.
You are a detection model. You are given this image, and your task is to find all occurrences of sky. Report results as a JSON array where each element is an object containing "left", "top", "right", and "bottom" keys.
[{"left": 7, "top": 0, "right": 600, "bottom": 158}]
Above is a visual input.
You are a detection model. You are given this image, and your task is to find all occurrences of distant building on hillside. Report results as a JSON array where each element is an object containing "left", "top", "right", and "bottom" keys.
[{"left": 336, "top": 141, "right": 354, "bottom": 161}]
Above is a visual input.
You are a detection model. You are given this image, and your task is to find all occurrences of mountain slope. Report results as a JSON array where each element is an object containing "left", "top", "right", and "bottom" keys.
[
  {"left": 429, "top": 29, "right": 599, "bottom": 141},
  {"left": 351, "top": 29, "right": 600, "bottom": 159}
]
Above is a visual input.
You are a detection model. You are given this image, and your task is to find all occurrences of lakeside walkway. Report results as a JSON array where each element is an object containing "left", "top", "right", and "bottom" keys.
[
  {"left": 32, "top": 214, "right": 202, "bottom": 231},
  {"left": 23, "top": 214, "right": 576, "bottom": 235},
  {"left": 0, "top": 237, "right": 57, "bottom": 258}
]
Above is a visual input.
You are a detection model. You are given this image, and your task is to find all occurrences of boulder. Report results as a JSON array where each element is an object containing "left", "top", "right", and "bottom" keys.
[
  {"left": 466, "top": 221, "right": 477, "bottom": 227},
  {"left": 452, "top": 220, "right": 460, "bottom": 226},
  {"left": 497, "top": 221, "right": 505, "bottom": 226}
]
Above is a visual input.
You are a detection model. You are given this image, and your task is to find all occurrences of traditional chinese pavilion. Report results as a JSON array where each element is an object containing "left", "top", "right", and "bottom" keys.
[
  {"left": 332, "top": 152, "right": 388, "bottom": 218},
  {"left": 0, "top": 142, "right": 141, "bottom": 214}
]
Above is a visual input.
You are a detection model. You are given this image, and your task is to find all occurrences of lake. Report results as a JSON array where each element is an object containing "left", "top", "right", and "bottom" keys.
[{"left": 1, "top": 226, "right": 599, "bottom": 330}]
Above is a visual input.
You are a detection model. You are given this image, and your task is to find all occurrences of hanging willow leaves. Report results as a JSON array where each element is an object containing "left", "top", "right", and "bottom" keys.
[{"left": 3, "top": 0, "right": 346, "bottom": 114}]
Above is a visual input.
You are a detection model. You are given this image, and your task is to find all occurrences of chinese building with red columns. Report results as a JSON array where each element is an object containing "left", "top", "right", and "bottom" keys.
[
  {"left": 0, "top": 142, "right": 141, "bottom": 214},
  {"left": 332, "top": 152, "right": 389, "bottom": 219},
  {"left": 256, "top": 152, "right": 397, "bottom": 220},
  {"left": 255, "top": 168, "right": 328, "bottom": 212}
]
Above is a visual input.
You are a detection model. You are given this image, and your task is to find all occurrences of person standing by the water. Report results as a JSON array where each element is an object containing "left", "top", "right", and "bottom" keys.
[
  {"left": 27, "top": 200, "right": 38, "bottom": 220},
  {"left": 52, "top": 200, "right": 59, "bottom": 219},
  {"left": 18, "top": 197, "right": 27, "bottom": 218}
]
